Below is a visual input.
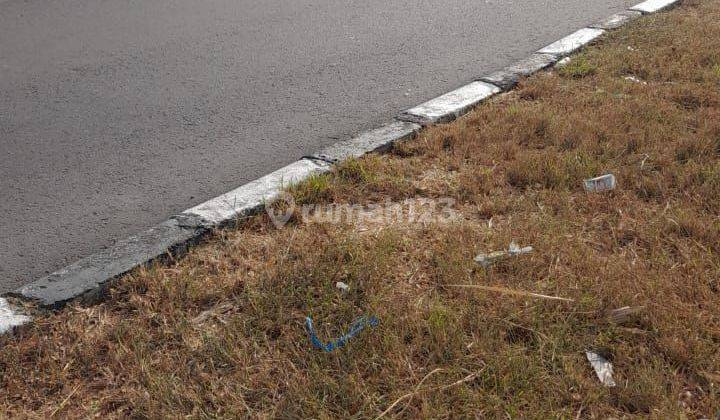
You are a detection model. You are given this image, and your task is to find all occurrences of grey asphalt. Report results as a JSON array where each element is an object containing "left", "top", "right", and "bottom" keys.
[{"left": 0, "top": 0, "right": 637, "bottom": 293}]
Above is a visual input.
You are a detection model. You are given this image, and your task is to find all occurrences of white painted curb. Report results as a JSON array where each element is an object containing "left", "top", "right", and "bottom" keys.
[
  {"left": 399, "top": 81, "right": 501, "bottom": 125},
  {"left": 589, "top": 11, "right": 643, "bottom": 30},
  {"left": 631, "top": 0, "right": 681, "bottom": 14},
  {"left": 312, "top": 121, "right": 421, "bottom": 163},
  {"left": 538, "top": 28, "right": 606, "bottom": 56},
  {"left": 480, "top": 53, "right": 558, "bottom": 91},
  {"left": 179, "top": 159, "right": 332, "bottom": 227}
]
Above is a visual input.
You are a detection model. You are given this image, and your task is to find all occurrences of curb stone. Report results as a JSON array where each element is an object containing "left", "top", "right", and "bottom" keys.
[
  {"left": 176, "top": 158, "right": 332, "bottom": 229},
  {"left": 12, "top": 219, "right": 208, "bottom": 308},
  {"left": 398, "top": 81, "right": 501, "bottom": 125},
  {"left": 631, "top": 0, "right": 681, "bottom": 14},
  {"left": 589, "top": 10, "right": 643, "bottom": 30},
  {"left": 307, "top": 121, "right": 421, "bottom": 163},
  {"left": 538, "top": 27, "right": 606, "bottom": 57},
  {"left": 479, "top": 53, "right": 558, "bottom": 91},
  {"left": 0, "top": 0, "right": 684, "bottom": 321}
]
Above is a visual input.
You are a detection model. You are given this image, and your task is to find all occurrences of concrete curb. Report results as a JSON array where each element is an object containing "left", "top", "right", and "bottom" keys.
[
  {"left": 398, "top": 81, "right": 501, "bottom": 125},
  {"left": 0, "top": 0, "right": 683, "bottom": 329},
  {"left": 11, "top": 220, "right": 208, "bottom": 309},
  {"left": 631, "top": 0, "right": 681, "bottom": 14},
  {"left": 537, "top": 27, "right": 606, "bottom": 57},
  {"left": 307, "top": 121, "right": 421, "bottom": 163},
  {"left": 589, "top": 10, "right": 643, "bottom": 30},
  {"left": 175, "top": 159, "right": 333, "bottom": 229},
  {"left": 479, "top": 53, "right": 558, "bottom": 91}
]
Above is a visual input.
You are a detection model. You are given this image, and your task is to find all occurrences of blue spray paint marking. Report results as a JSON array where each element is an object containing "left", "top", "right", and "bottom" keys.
[{"left": 305, "top": 315, "right": 379, "bottom": 352}]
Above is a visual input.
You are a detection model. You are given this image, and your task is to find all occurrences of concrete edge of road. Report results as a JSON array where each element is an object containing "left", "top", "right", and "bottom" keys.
[{"left": 0, "top": 0, "right": 682, "bottom": 333}]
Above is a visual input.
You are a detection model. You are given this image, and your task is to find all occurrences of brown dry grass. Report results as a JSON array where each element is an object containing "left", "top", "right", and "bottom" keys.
[{"left": 3, "top": 1, "right": 720, "bottom": 417}]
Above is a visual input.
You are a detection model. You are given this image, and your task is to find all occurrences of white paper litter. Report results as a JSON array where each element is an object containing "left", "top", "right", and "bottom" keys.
[
  {"left": 335, "top": 282, "right": 350, "bottom": 292},
  {"left": 584, "top": 174, "right": 617, "bottom": 193},
  {"left": 586, "top": 351, "right": 617, "bottom": 387},
  {"left": 556, "top": 57, "right": 572, "bottom": 68},
  {"left": 475, "top": 242, "right": 533, "bottom": 268},
  {"left": 624, "top": 75, "right": 647, "bottom": 84},
  {"left": 0, "top": 298, "right": 30, "bottom": 335},
  {"left": 508, "top": 241, "right": 533, "bottom": 255}
]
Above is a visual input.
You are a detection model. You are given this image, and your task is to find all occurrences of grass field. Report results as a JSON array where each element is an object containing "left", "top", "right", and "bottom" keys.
[{"left": 2, "top": 0, "right": 720, "bottom": 417}]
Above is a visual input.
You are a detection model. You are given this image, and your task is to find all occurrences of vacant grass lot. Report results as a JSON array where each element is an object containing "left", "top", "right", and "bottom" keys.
[{"left": 2, "top": 0, "right": 720, "bottom": 417}]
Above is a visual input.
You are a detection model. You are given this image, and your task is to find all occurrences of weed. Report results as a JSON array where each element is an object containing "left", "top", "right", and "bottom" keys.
[
  {"left": 290, "top": 173, "right": 331, "bottom": 204},
  {"left": 337, "top": 157, "right": 376, "bottom": 184},
  {"left": 559, "top": 56, "right": 597, "bottom": 79}
]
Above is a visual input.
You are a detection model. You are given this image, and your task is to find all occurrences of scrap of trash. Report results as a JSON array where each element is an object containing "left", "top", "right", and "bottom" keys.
[
  {"left": 585, "top": 350, "right": 617, "bottom": 388},
  {"left": 305, "top": 315, "right": 379, "bottom": 352},
  {"left": 586, "top": 351, "right": 617, "bottom": 387},
  {"left": 556, "top": 57, "right": 572, "bottom": 67},
  {"left": 584, "top": 174, "right": 616, "bottom": 193},
  {"left": 0, "top": 298, "right": 30, "bottom": 335},
  {"left": 586, "top": 350, "right": 617, "bottom": 387},
  {"left": 608, "top": 306, "right": 644, "bottom": 324},
  {"left": 474, "top": 241, "right": 533, "bottom": 268},
  {"left": 623, "top": 75, "right": 647, "bottom": 84},
  {"left": 335, "top": 281, "right": 350, "bottom": 292}
]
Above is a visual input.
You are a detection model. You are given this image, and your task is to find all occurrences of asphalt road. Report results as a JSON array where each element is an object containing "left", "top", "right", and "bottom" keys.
[{"left": 0, "top": 0, "right": 637, "bottom": 293}]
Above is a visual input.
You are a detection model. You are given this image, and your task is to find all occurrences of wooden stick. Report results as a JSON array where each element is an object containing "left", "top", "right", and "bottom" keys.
[{"left": 446, "top": 284, "right": 574, "bottom": 302}]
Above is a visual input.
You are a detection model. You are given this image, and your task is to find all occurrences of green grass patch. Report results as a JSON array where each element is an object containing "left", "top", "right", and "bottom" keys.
[{"left": 558, "top": 56, "right": 597, "bottom": 79}]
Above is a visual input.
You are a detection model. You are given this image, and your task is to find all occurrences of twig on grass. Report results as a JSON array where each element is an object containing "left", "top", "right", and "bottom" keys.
[
  {"left": 383, "top": 368, "right": 444, "bottom": 419},
  {"left": 375, "top": 369, "right": 482, "bottom": 419},
  {"left": 50, "top": 384, "right": 80, "bottom": 418},
  {"left": 446, "top": 284, "right": 574, "bottom": 302}
]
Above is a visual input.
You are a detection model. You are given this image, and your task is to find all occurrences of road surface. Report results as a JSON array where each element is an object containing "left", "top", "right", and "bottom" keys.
[{"left": 0, "top": 0, "right": 637, "bottom": 292}]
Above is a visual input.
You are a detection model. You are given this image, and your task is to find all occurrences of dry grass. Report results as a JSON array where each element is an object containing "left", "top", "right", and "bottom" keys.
[{"left": 3, "top": 1, "right": 720, "bottom": 417}]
